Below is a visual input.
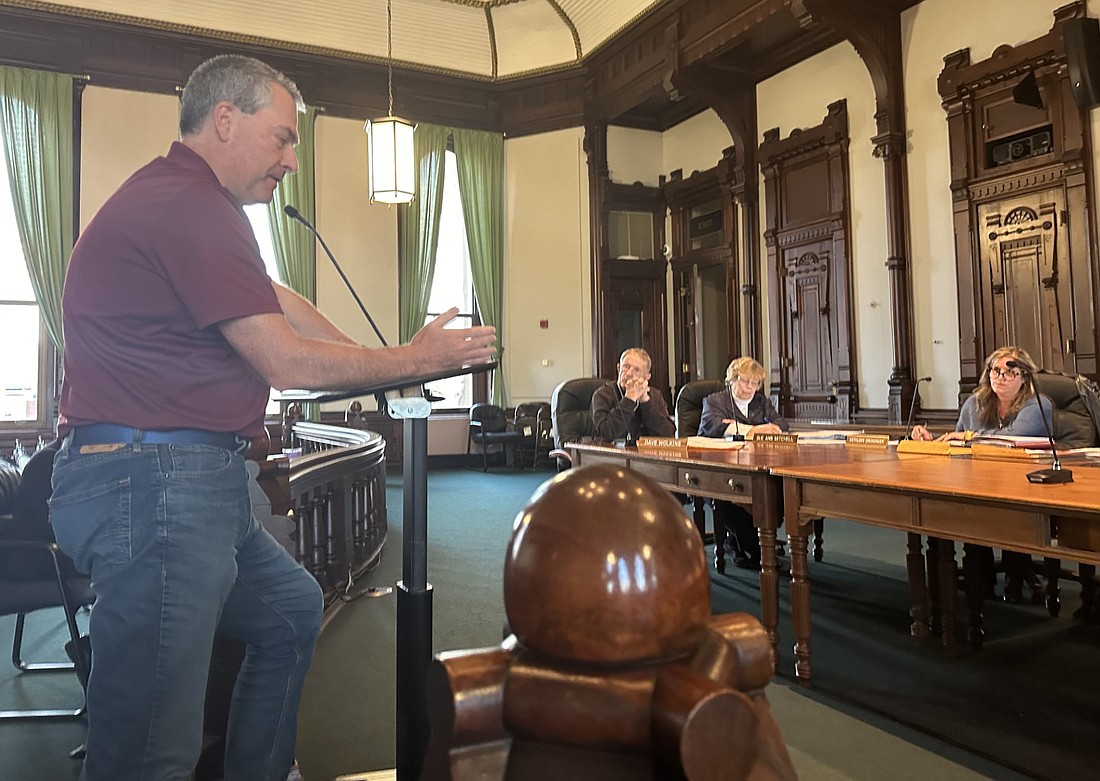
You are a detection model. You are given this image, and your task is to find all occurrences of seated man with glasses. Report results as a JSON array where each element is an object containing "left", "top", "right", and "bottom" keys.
[{"left": 698, "top": 357, "right": 788, "bottom": 572}]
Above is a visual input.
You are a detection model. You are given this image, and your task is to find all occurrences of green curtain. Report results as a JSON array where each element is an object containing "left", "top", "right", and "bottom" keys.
[
  {"left": 267, "top": 106, "right": 318, "bottom": 420},
  {"left": 0, "top": 66, "right": 74, "bottom": 351},
  {"left": 397, "top": 122, "right": 448, "bottom": 343},
  {"left": 267, "top": 105, "right": 317, "bottom": 302},
  {"left": 452, "top": 128, "right": 505, "bottom": 406}
]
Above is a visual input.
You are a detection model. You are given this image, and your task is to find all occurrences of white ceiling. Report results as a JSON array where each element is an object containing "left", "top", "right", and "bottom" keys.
[{"left": 19, "top": 0, "right": 667, "bottom": 80}]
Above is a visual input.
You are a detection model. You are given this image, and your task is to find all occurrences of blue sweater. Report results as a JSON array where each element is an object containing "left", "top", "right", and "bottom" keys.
[{"left": 954, "top": 394, "right": 1053, "bottom": 436}]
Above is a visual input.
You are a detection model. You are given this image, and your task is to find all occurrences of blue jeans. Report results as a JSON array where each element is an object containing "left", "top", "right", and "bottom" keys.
[{"left": 50, "top": 437, "right": 323, "bottom": 781}]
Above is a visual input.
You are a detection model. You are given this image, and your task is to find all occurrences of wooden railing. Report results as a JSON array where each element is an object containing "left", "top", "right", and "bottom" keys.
[{"left": 259, "top": 422, "right": 387, "bottom": 609}]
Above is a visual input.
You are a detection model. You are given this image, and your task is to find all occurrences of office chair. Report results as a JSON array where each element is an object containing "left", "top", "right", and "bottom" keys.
[
  {"left": 549, "top": 378, "right": 605, "bottom": 470},
  {"left": 1, "top": 445, "right": 93, "bottom": 720},
  {"left": 514, "top": 402, "right": 551, "bottom": 469},
  {"left": 468, "top": 403, "right": 524, "bottom": 471},
  {"left": 674, "top": 380, "right": 724, "bottom": 540},
  {"left": 1032, "top": 371, "right": 1100, "bottom": 619}
]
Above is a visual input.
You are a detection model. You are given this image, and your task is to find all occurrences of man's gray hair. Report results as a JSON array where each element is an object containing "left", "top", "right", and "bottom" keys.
[
  {"left": 179, "top": 54, "right": 304, "bottom": 136},
  {"left": 619, "top": 347, "right": 652, "bottom": 372}
]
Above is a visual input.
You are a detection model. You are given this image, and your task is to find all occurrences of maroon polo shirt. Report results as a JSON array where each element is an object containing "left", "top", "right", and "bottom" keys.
[{"left": 59, "top": 142, "right": 282, "bottom": 437}]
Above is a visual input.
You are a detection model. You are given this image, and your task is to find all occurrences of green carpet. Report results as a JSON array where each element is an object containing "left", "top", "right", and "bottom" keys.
[{"left": 709, "top": 536, "right": 1099, "bottom": 781}]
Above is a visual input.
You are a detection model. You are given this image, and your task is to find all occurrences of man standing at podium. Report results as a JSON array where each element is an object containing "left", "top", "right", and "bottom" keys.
[{"left": 49, "top": 54, "right": 495, "bottom": 781}]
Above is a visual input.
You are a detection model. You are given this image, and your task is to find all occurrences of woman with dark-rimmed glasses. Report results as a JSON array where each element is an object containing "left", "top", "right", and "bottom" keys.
[{"left": 911, "top": 345, "right": 1054, "bottom": 604}]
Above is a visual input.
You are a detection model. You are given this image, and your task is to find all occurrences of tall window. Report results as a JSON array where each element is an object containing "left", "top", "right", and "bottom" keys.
[
  {"left": 0, "top": 128, "right": 44, "bottom": 426},
  {"left": 244, "top": 204, "right": 283, "bottom": 415},
  {"left": 244, "top": 204, "right": 282, "bottom": 283},
  {"left": 424, "top": 149, "right": 478, "bottom": 410}
]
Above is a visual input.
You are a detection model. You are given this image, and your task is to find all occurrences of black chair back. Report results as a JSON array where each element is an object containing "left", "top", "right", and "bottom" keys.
[
  {"left": 675, "top": 380, "right": 725, "bottom": 438},
  {"left": 550, "top": 378, "right": 604, "bottom": 451},
  {"left": 470, "top": 402, "right": 509, "bottom": 434},
  {"left": 1034, "top": 371, "right": 1099, "bottom": 449}
]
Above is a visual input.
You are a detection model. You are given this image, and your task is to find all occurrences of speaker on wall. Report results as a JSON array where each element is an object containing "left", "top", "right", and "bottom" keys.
[{"left": 1065, "top": 16, "right": 1100, "bottom": 109}]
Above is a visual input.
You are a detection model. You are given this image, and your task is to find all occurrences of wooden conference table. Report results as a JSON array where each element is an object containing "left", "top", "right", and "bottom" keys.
[
  {"left": 566, "top": 441, "right": 907, "bottom": 653},
  {"left": 568, "top": 441, "right": 1100, "bottom": 684},
  {"left": 773, "top": 455, "right": 1100, "bottom": 681}
]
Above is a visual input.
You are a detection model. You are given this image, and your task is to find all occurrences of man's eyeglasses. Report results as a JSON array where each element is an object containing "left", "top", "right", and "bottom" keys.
[
  {"left": 733, "top": 376, "right": 762, "bottom": 389},
  {"left": 989, "top": 367, "right": 1021, "bottom": 380}
]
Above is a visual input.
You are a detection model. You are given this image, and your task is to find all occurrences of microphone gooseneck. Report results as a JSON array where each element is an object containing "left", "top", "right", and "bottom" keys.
[
  {"left": 725, "top": 382, "right": 744, "bottom": 441},
  {"left": 903, "top": 376, "right": 933, "bottom": 439},
  {"left": 1005, "top": 360, "right": 1073, "bottom": 484},
  {"left": 283, "top": 204, "right": 389, "bottom": 347}
]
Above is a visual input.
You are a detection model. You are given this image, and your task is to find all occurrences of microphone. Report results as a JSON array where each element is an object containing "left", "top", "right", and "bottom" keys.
[
  {"left": 903, "top": 376, "right": 933, "bottom": 439},
  {"left": 284, "top": 204, "right": 388, "bottom": 347},
  {"left": 724, "top": 382, "right": 745, "bottom": 441},
  {"left": 1005, "top": 360, "right": 1072, "bottom": 484},
  {"left": 283, "top": 205, "right": 444, "bottom": 407}
]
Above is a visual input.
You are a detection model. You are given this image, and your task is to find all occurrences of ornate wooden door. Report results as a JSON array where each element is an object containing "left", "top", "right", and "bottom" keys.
[
  {"left": 760, "top": 101, "right": 856, "bottom": 422},
  {"left": 977, "top": 192, "right": 1071, "bottom": 374}
]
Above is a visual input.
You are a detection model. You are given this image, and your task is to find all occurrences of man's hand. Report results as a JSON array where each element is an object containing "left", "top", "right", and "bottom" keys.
[
  {"left": 409, "top": 307, "right": 497, "bottom": 373},
  {"left": 622, "top": 376, "right": 650, "bottom": 404}
]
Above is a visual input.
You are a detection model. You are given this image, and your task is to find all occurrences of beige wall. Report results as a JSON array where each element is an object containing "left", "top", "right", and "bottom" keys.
[
  {"left": 313, "top": 115, "right": 399, "bottom": 417},
  {"left": 80, "top": 86, "right": 179, "bottom": 227},
  {"left": 504, "top": 127, "right": 592, "bottom": 405}
]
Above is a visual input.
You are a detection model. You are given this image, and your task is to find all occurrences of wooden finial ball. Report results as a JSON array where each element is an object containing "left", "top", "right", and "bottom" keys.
[{"left": 503, "top": 464, "right": 710, "bottom": 664}]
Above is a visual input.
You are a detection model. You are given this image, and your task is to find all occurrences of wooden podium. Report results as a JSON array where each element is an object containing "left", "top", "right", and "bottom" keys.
[{"left": 281, "top": 362, "right": 496, "bottom": 780}]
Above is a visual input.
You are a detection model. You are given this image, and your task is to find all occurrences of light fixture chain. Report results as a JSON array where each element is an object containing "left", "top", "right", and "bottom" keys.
[{"left": 386, "top": 0, "right": 394, "bottom": 117}]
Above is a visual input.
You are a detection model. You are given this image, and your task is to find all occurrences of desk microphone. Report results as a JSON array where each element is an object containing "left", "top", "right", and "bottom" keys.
[
  {"left": 284, "top": 204, "right": 388, "bottom": 347},
  {"left": 1006, "top": 360, "right": 1072, "bottom": 484},
  {"left": 902, "top": 376, "right": 933, "bottom": 439},
  {"left": 724, "top": 383, "right": 745, "bottom": 441}
]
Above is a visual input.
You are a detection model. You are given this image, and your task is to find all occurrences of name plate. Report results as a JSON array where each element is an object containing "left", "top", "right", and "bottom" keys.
[
  {"left": 636, "top": 437, "right": 689, "bottom": 454},
  {"left": 752, "top": 432, "right": 799, "bottom": 445},
  {"left": 846, "top": 434, "right": 889, "bottom": 448},
  {"left": 896, "top": 440, "right": 956, "bottom": 456}
]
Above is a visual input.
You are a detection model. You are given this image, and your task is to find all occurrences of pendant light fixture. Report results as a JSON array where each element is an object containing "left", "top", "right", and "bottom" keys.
[{"left": 366, "top": 0, "right": 416, "bottom": 204}]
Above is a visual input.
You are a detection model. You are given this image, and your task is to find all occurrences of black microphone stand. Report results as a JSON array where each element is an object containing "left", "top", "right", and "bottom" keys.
[
  {"left": 283, "top": 205, "right": 388, "bottom": 347},
  {"left": 1007, "top": 363, "right": 1073, "bottom": 484},
  {"left": 725, "top": 382, "right": 745, "bottom": 441},
  {"left": 903, "top": 376, "right": 933, "bottom": 439}
]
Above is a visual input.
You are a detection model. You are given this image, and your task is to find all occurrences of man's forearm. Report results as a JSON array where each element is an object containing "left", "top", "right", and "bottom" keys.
[
  {"left": 273, "top": 283, "right": 358, "bottom": 344},
  {"left": 220, "top": 311, "right": 493, "bottom": 392}
]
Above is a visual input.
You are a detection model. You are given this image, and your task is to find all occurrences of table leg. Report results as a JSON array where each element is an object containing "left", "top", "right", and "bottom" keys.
[
  {"left": 961, "top": 543, "right": 987, "bottom": 650},
  {"left": 759, "top": 523, "right": 779, "bottom": 649},
  {"left": 938, "top": 539, "right": 958, "bottom": 650},
  {"left": 1076, "top": 564, "right": 1097, "bottom": 623},
  {"left": 905, "top": 533, "right": 929, "bottom": 639},
  {"left": 789, "top": 528, "right": 812, "bottom": 684},
  {"left": 927, "top": 538, "right": 941, "bottom": 638},
  {"left": 1043, "top": 556, "right": 1061, "bottom": 617},
  {"left": 754, "top": 475, "right": 782, "bottom": 651}
]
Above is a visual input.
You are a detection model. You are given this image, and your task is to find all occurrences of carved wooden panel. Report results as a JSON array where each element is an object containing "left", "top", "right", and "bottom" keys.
[
  {"left": 760, "top": 101, "right": 855, "bottom": 422},
  {"left": 977, "top": 195, "right": 1067, "bottom": 373},
  {"left": 939, "top": 2, "right": 1097, "bottom": 401}
]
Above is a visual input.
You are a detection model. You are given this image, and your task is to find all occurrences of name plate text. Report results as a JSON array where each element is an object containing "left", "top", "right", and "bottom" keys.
[{"left": 752, "top": 432, "right": 799, "bottom": 445}]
